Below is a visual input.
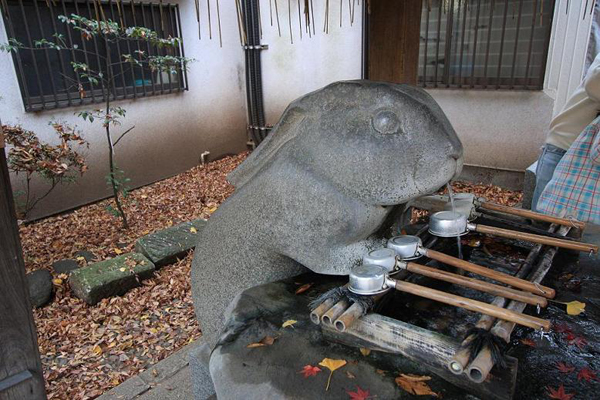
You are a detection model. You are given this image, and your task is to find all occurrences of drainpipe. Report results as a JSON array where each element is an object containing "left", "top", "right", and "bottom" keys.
[{"left": 242, "top": 0, "right": 269, "bottom": 147}]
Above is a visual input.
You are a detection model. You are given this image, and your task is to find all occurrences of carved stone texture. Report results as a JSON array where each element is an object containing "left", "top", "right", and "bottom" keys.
[
  {"left": 69, "top": 253, "right": 155, "bottom": 305},
  {"left": 136, "top": 219, "right": 207, "bottom": 267},
  {"left": 191, "top": 80, "right": 464, "bottom": 349}
]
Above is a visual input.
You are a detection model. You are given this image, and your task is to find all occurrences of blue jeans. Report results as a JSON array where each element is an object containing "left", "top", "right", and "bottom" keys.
[{"left": 532, "top": 144, "right": 567, "bottom": 212}]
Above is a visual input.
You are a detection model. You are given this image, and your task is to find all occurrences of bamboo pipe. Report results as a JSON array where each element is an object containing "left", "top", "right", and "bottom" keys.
[
  {"left": 467, "top": 346, "right": 495, "bottom": 383},
  {"left": 404, "top": 262, "right": 548, "bottom": 307},
  {"left": 472, "top": 223, "right": 597, "bottom": 254},
  {"left": 388, "top": 279, "right": 551, "bottom": 332},
  {"left": 479, "top": 202, "right": 586, "bottom": 230},
  {"left": 334, "top": 303, "right": 363, "bottom": 332},
  {"left": 423, "top": 248, "right": 556, "bottom": 298},
  {"left": 321, "top": 300, "right": 349, "bottom": 325},
  {"left": 333, "top": 291, "right": 387, "bottom": 332},
  {"left": 310, "top": 298, "right": 336, "bottom": 325}
]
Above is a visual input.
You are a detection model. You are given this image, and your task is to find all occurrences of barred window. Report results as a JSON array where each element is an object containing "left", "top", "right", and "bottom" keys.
[
  {"left": 419, "top": 0, "right": 555, "bottom": 90},
  {"left": 1, "top": 0, "right": 188, "bottom": 112}
]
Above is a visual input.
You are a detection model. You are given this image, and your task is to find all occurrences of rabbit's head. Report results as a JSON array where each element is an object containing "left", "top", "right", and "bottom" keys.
[{"left": 230, "top": 80, "right": 463, "bottom": 206}]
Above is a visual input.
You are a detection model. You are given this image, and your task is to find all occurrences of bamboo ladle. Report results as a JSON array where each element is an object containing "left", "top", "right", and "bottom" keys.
[
  {"left": 429, "top": 211, "right": 598, "bottom": 254},
  {"left": 348, "top": 265, "right": 551, "bottom": 331},
  {"left": 364, "top": 248, "right": 547, "bottom": 307},
  {"left": 387, "top": 236, "right": 556, "bottom": 298},
  {"left": 477, "top": 200, "right": 586, "bottom": 230}
]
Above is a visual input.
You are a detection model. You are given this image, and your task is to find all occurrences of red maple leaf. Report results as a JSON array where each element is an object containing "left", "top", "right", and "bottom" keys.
[
  {"left": 347, "top": 386, "right": 371, "bottom": 400},
  {"left": 520, "top": 338, "right": 537, "bottom": 348},
  {"left": 554, "top": 323, "right": 572, "bottom": 334},
  {"left": 577, "top": 367, "right": 598, "bottom": 382},
  {"left": 568, "top": 335, "right": 588, "bottom": 350},
  {"left": 299, "top": 365, "right": 321, "bottom": 378},
  {"left": 547, "top": 385, "right": 575, "bottom": 400},
  {"left": 565, "top": 333, "right": 576, "bottom": 342},
  {"left": 556, "top": 362, "right": 575, "bottom": 374}
]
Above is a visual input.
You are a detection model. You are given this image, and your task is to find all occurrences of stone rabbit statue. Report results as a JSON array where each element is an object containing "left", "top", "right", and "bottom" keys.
[{"left": 192, "top": 80, "right": 463, "bottom": 348}]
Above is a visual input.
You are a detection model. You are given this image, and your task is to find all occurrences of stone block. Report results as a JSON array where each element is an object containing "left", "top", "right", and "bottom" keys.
[
  {"left": 135, "top": 219, "right": 207, "bottom": 267},
  {"left": 52, "top": 259, "right": 79, "bottom": 274},
  {"left": 189, "top": 341, "right": 215, "bottom": 400},
  {"left": 69, "top": 253, "right": 155, "bottom": 305},
  {"left": 27, "top": 269, "right": 53, "bottom": 308},
  {"left": 522, "top": 161, "right": 537, "bottom": 210}
]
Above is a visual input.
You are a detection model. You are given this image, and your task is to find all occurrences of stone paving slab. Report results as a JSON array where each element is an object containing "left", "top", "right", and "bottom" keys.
[
  {"left": 135, "top": 219, "right": 207, "bottom": 267},
  {"left": 69, "top": 253, "right": 155, "bottom": 305},
  {"left": 97, "top": 340, "right": 205, "bottom": 400}
]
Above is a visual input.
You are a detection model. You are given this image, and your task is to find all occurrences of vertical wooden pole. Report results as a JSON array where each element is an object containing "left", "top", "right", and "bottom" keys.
[
  {"left": 0, "top": 126, "right": 47, "bottom": 399},
  {"left": 367, "top": 0, "right": 423, "bottom": 84}
]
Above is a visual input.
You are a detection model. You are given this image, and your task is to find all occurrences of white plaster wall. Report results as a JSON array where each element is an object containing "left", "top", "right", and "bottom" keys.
[
  {"left": 259, "top": 0, "right": 363, "bottom": 124},
  {"left": 427, "top": 89, "right": 555, "bottom": 171},
  {"left": 0, "top": 0, "right": 248, "bottom": 220}
]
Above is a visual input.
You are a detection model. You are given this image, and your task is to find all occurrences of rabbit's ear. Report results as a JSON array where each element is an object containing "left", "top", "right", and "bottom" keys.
[{"left": 228, "top": 106, "right": 306, "bottom": 188}]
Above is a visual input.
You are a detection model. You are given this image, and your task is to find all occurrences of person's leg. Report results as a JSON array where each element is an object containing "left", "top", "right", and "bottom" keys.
[{"left": 532, "top": 144, "right": 567, "bottom": 211}]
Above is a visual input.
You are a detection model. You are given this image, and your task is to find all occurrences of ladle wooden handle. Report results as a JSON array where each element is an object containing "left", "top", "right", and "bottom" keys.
[
  {"left": 473, "top": 223, "right": 598, "bottom": 254},
  {"left": 480, "top": 202, "right": 586, "bottom": 230},
  {"left": 405, "top": 262, "right": 547, "bottom": 307},
  {"left": 424, "top": 248, "right": 556, "bottom": 298},
  {"left": 389, "top": 279, "right": 551, "bottom": 331}
]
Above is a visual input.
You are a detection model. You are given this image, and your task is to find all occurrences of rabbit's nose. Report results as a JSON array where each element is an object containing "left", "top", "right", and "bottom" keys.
[{"left": 448, "top": 137, "right": 464, "bottom": 160}]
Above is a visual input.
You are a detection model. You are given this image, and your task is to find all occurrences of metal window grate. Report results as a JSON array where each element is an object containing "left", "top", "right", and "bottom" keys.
[
  {"left": 419, "top": 0, "right": 555, "bottom": 90},
  {"left": 1, "top": 0, "right": 188, "bottom": 112}
]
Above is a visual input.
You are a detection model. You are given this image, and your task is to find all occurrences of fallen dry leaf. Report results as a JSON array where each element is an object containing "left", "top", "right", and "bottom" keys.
[
  {"left": 282, "top": 320, "right": 298, "bottom": 328},
  {"left": 346, "top": 371, "right": 356, "bottom": 379},
  {"left": 246, "top": 336, "right": 276, "bottom": 348},
  {"left": 347, "top": 386, "right": 371, "bottom": 400},
  {"left": 189, "top": 227, "right": 198, "bottom": 234},
  {"left": 395, "top": 374, "right": 439, "bottom": 397},
  {"left": 547, "top": 384, "right": 575, "bottom": 400},
  {"left": 520, "top": 338, "right": 537, "bottom": 348},
  {"left": 52, "top": 278, "right": 63, "bottom": 285},
  {"left": 556, "top": 362, "right": 575, "bottom": 374},
  {"left": 319, "top": 358, "right": 347, "bottom": 391},
  {"left": 359, "top": 348, "right": 371, "bottom": 356},
  {"left": 114, "top": 248, "right": 123, "bottom": 255},
  {"left": 295, "top": 283, "right": 313, "bottom": 295},
  {"left": 299, "top": 365, "right": 322, "bottom": 378},
  {"left": 565, "top": 301, "right": 586, "bottom": 316},
  {"left": 577, "top": 367, "right": 598, "bottom": 382}
]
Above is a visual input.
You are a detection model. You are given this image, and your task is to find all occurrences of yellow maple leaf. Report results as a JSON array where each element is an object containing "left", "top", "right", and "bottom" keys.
[
  {"left": 114, "top": 248, "right": 123, "bottom": 255},
  {"left": 92, "top": 345, "right": 103, "bottom": 356},
  {"left": 566, "top": 300, "right": 586, "bottom": 316},
  {"left": 190, "top": 227, "right": 198, "bottom": 234},
  {"left": 318, "top": 358, "right": 347, "bottom": 391},
  {"left": 52, "top": 278, "right": 63, "bottom": 285},
  {"left": 359, "top": 348, "right": 371, "bottom": 356},
  {"left": 282, "top": 319, "right": 297, "bottom": 328},
  {"left": 76, "top": 256, "right": 86, "bottom": 261},
  {"left": 395, "top": 374, "right": 439, "bottom": 397}
]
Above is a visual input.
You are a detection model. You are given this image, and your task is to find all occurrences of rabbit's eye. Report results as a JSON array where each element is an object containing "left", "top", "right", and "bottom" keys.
[{"left": 372, "top": 110, "right": 401, "bottom": 135}]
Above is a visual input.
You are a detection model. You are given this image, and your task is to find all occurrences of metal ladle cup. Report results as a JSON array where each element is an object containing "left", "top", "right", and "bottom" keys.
[{"left": 386, "top": 235, "right": 424, "bottom": 260}]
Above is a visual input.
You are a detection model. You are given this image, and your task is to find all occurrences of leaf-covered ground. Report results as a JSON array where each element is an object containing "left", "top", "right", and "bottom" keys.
[
  {"left": 18, "top": 152, "right": 523, "bottom": 399},
  {"left": 20, "top": 152, "right": 248, "bottom": 400}
]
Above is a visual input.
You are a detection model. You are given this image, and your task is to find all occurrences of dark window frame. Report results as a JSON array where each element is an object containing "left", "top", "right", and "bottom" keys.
[
  {"left": 1, "top": 0, "right": 188, "bottom": 112},
  {"left": 418, "top": 0, "right": 556, "bottom": 91}
]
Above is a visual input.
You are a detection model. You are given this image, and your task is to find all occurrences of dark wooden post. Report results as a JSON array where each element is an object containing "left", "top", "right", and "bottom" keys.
[
  {"left": 0, "top": 126, "right": 46, "bottom": 399},
  {"left": 367, "top": 0, "right": 423, "bottom": 85}
]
